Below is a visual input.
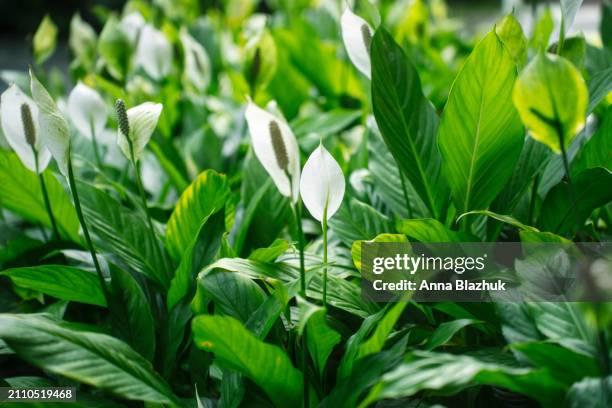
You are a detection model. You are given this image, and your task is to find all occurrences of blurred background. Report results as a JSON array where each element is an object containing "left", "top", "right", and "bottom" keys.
[{"left": 0, "top": 0, "right": 603, "bottom": 82}]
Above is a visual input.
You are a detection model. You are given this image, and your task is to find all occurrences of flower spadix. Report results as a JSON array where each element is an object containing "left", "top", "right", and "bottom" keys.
[
  {"left": 29, "top": 68, "right": 70, "bottom": 175},
  {"left": 300, "top": 144, "right": 345, "bottom": 222},
  {"left": 115, "top": 99, "right": 163, "bottom": 162},
  {"left": 134, "top": 24, "right": 173, "bottom": 81},
  {"left": 341, "top": 7, "right": 374, "bottom": 79},
  {"left": 67, "top": 82, "right": 107, "bottom": 139},
  {"left": 245, "top": 100, "right": 300, "bottom": 202},
  {"left": 0, "top": 84, "right": 51, "bottom": 172}
]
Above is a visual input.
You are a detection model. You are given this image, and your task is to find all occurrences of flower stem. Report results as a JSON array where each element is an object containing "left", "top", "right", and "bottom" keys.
[
  {"left": 33, "top": 147, "right": 60, "bottom": 241},
  {"left": 67, "top": 154, "right": 109, "bottom": 302},
  {"left": 90, "top": 120, "right": 103, "bottom": 170},
  {"left": 128, "top": 146, "right": 166, "bottom": 283},
  {"left": 322, "top": 206, "right": 328, "bottom": 309},
  {"left": 291, "top": 199, "right": 308, "bottom": 408}
]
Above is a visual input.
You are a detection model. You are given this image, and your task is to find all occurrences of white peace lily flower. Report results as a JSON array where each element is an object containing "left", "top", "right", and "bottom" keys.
[
  {"left": 180, "top": 28, "right": 211, "bottom": 92},
  {"left": 29, "top": 68, "right": 71, "bottom": 175},
  {"left": 341, "top": 7, "right": 374, "bottom": 79},
  {"left": 134, "top": 24, "right": 173, "bottom": 81},
  {"left": 299, "top": 144, "right": 345, "bottom": 222},
  {"left": 115, "top": 100, "right": 163, "bottom": 162},
  {"left": 120, "top": 12, "right": 145, "bottom": 44},
  {"left": 245, "top": 100, "right": 300, "bottom": 202},
  {"left": 0, "top": 84, "right": 52, "bottom": 173},
  {"left": 67, "top": 82, "right": 107, "bottom": 140}
]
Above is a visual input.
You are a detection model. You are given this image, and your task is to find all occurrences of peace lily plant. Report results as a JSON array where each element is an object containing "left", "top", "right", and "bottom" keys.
[
  {"left": 0, "top": 84, "right": 58, "bottom": 239},
  {"left": 341, "top": 7, "right": 374, "bottom": 79}
]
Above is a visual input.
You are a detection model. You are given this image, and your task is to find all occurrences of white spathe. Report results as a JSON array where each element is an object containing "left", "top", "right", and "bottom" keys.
[
  {"left": 0, "top": 84, "right": 52, "bottom": 173},
  {"left": 120, "top": 12, "right": 145, "bottom": 44},
  {"left": 67, "top": 82, "right": 107, "bottom": 140},
  {"left": 30, "top": 69, "right": 71, "bottom": 175},
  {"left": 180, "top": 28, "right": 211, "bottom": 92},
  {"left": 244, "top": 100, "right": 300, "bottom": 202},
  {"left": 300, "top": 144, "right": 345, "bottom": 222},
  {"left": 134, "top": 24, "right": 173, "bottom": 80},
  {"left": 116, "top": 102, "right": 163, "bottom": 162},
  {"left": 341, "top": 8, "right": 373, "bottom": 79}
]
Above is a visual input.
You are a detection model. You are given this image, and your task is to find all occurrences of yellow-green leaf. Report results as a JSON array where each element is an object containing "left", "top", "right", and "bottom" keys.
[
  {"left": 513, "top": 53, "right": 588, "bottom": 153},
  {"left": 33, "top": 15, "right": 57, "bottom": 65}
]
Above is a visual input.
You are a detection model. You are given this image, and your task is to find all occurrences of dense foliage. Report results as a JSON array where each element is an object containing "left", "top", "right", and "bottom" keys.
[{"left": 0, "top": 0, "right": 611, "bottom": 407}]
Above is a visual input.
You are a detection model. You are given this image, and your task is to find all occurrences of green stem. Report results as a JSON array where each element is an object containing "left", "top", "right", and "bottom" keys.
[
  {"left": 90, "top": 120, "right": 103, "bottom": 170},
  {"left": 291, "top": 199, "right": 308, "bottom": 408},
  {"left": 128, "top": 147, "right": 166, "bottom": 282},
  {"left": 33, "top": 147, "right": 60, "bottom": 240},
  {"left": 322, "top": 209, "right": 328, "bottom": 309},
  {"left": 67, "top": 154, "right": 109, "bottom": 302}
]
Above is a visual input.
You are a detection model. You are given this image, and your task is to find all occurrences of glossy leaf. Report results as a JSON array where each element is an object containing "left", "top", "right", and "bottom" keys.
[
  {"left": 0, "top": 314, "right": 181, "bottom": 406},
  {"left": 0, "top": 150, "right": 79, "bottom": 242},
  {"left": 513, "top": 53, "right": 588, "bottom": 153},
  {"left": 438, "top": 30, "right": 524, "bottom": 213},
  {"left": 1, "top": 265, "right": 106, "bottom": 307},
  {"left": 192, "top": 315, "right": 303, "bottom": 408},
  {"left": 166, "top": 170, "right": 229, "bottom": 260},
  {"left": 371, "top": 28, "right": 446, "bottom": 217}
]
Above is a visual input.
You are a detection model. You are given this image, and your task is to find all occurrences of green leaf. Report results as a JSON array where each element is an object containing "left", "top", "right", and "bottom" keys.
[
  {"left": 513, "top": 53, "right": 588, "bottom": 153},
  {"left": 166, "top": 170, "right": 229, "bottom": 260},
  {"left": 519, "top": 230, "right": 571, "bottom": 243},
  {"left": 78, "top": 183, "right": 170, "bottom": 288},
  {"left": 0, "top": 150, "right": 79, "bottom": 242},
  {"left": 192, "top": 315, "right": 303, "bottom": 408},
  {"left": 371, "top": 28, "right": 447, "bottom": 217},
  {"left": 351, "top": 234, "right": 408, "bottom": 272},
  {"left": 33, "top": 15, "right": 57, "bottom": 65},
  {"left": 330, "top": 198, "right": 392, "bottom": 246},
  {"left": 538, "top": 167, "right": 612, "bottom": 235},
  {"left": 555, "top": 36, "right": 587, "bottom": 69},
  {"left": 396, "top": 218, "right": 477, "bottom": 242},
  {"left": 496, "top": 13, "right": 527, "bottom": 68},
  {"left": 0, "top": 265, "right": 105, "bottom": 307},
  {"left": 0, "top": 314, "right": 181, "bottom": 406},
  {"left": 97, "top": 16, "right": 131, "bottom": 81},
  {"left": 248, "top": 239, "right": 290, "bottom": 262},
  {"left": 587, "top": 67, "right": 612, "bottom": 113},
  {"left": 512, "top": 341, "right": 599, "bottom": 385},
  {"left": 530, "top": 9, "right": 554, "bottom": 52},
  {"left": 438, "top": 30, "right": 524, "bottom": 214},
  {"left": 566, "top": 376, "right": 612, "bottom": 408},
  {"left": 361, "top": 351, "right": 566, "bottom": 407},
  {"left": 357, "top": 302, "right": 407, "bottom": 359},
  {"left": 200, "top": 271, "right": 266, "bottom": 323},
  {"left": 572, "top": 106, "right": 612, "bottom": 175},
  {"left": 425, "top": 319, "right": 481, "bottom": 350},
  {"left": 527, "top": 302, "right": 596, "bottom": 352},
  {"left": 292, "top": 109, "right": 360, "bottom": 152},
  {"left": 297, "top": 299, "right": 341, "bottom": 378},
  {"left": 459, "top": 210, "right": 539, "bottom": 232},
  {"left": 166, "top": 210, "right": 225, "bottom": 311},
  {"left": 108, "top": 266, "right": 156, "bottom": 361}
]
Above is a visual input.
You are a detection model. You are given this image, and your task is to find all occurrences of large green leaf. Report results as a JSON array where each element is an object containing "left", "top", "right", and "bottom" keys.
[
  {"left": 108, "top": 266, "right": 155, "bottom": 361},
  {"left": 572, "top": 106, "right": 612, "bottom": 175},
  {"left": 78, "top": 182, "right": 169, "bottom": 288},
  {"left": 0, "top": 150, "right": 79, "bottom": 242},
  {"left": 587, "top": 67, "right": 612, "bottom": 113},
  {"left": 192, "top": 315, "right": 303, "bottom": 408},
  {"left": 513, "top": 53, "right": 588, "bottom": 153},
  {"left": 425, "top": 319, "right": 481, "bottom": 350},
  {"left": 0, "top": 314, "right": 181, "bottom": 406},
  {"left": 396, "top": 218, "right": 477, "bottom": 242},
  {"left": 166, "top": 210, "right": 225, "bottom": 311},
  {"left": 0, "top": 265, "right": 105, "bottom": 307},
  {"left": 330, "top": 198, "right": 392, "bottom": 246},
  {"left": 496, "top": 13, "right": 527, "bottom": 68},
  {"left": 166, "top": 170, "right": 229, "bottom": 260},
  {"left": 371, "top": 28, "right": 447, "bottom": 217},
  {"left": 438, "top": 30, "right": 524, "bottom": 214},
  {"left": 567, "top": 376, "right": 612, "bottom": 408},
  {"left": 361, "top": 351, "right": 566, "bottom": 407},
  {"left": 538, "top": 167, "right": 612, "bottom": 235}
]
